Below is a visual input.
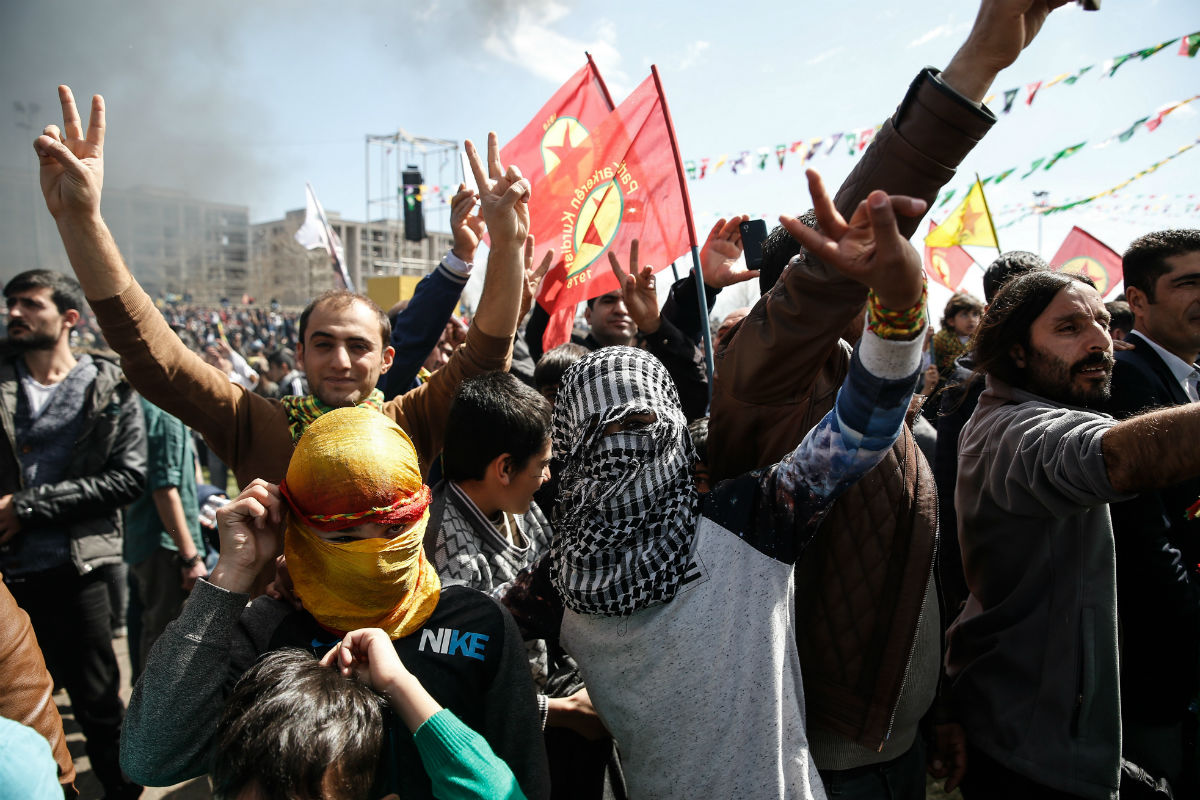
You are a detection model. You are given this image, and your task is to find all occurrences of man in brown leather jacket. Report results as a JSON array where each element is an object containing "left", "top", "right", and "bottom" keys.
[
  {"left": 708, "top": 1, "right": 1071, "bottom": 796},
  {"left": 1, "top": 573, "right": 77, "bottom": 797}
]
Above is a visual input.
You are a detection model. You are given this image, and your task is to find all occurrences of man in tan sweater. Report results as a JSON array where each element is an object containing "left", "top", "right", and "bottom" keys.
[{"left": 33, "top": 92, "right": 530, "bottom": 489}]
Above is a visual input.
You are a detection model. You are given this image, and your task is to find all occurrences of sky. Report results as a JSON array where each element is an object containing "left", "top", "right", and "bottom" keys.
[{"left": 2, "top": 0, "right": 1198, "bottom": 315}]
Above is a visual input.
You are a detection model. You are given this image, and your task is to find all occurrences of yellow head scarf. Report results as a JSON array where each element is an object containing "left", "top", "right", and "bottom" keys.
[{"left": 281, "top": 407, "right": 439, "bottom": 638}]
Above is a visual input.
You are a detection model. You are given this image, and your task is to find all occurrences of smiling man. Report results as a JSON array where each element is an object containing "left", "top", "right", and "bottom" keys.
[
  {"left": 946, "top": 269, "right": 1200, "bottom": 799},
  {"left": 33, "top": 86, "right": 528, "bottom": 490}
]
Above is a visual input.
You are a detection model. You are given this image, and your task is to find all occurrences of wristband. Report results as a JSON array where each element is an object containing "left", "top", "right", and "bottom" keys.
[
  {"left": 175, "top": 552, "right": 203, "bottom": 569},
  {"left": 867, "top": 283, "right": 928, "bottom": 341}
]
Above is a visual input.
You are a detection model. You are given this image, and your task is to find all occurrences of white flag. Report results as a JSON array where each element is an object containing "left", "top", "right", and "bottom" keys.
[{"left": 294, "top": 182, "right": 354, "bottom": 291}]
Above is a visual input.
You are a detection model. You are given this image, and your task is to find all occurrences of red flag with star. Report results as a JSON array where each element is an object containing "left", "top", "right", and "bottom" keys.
[
  {"left": 499, "top": 58, "right": 615, "bottom": 187},
  {"left": 923, "top": 220, "right": 974, "bottom": 291},
  {"left": 530, "top": 74, "right": 692, "bottom": 351},
  {"left": 1052, "top": 226, "right": 1123, "bottom": 298}
]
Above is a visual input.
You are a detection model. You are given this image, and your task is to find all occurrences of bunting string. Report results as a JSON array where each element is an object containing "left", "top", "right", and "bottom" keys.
[{"left": 683, "top": 30, "right": 1198, "bottom": 180}]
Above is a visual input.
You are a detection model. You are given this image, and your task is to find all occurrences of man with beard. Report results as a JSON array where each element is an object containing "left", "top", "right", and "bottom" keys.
[
  {"left": 1, "top": 269, "right": 147, "bottom": 799},
  {"left": 945, "top": 270, "right": 1200, "bottom": 799}
]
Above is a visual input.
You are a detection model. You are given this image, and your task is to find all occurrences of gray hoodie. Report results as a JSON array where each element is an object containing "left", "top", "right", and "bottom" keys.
[{"left": 946, "top": 377, "right": 1133, "bottom": 800}]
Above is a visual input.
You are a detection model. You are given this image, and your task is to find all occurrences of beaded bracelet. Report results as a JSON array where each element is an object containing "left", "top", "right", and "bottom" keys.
[{"left": 867, "top": 282, "right": 928, "bottom": 341}]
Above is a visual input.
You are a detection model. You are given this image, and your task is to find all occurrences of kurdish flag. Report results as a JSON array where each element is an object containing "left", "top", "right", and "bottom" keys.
[
  {"left": 531, "top": 74, "right": 692, "bottom": 351},
  {"left": 1052, "top": 226, "right": 1123, "bottom": 298},
  {"left": 924, "top": 178, "right": 998, "bottom": 249},
  {"left": 923, "top": 220, "right": 974, "bottom": 291},
  {"left": 500, "top": 57, "right": 615, "bottom": 187}
]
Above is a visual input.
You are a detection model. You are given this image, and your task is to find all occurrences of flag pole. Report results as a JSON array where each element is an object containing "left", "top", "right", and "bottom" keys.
[
  {"left": 651, "top": 64, "right": 714, "bottom": 402},
  {"left": 585, "top": 52, "right": 617, "bottom": 111},
  {"left": 975, "top": 173, "right": 1002, "bottom": 256}
]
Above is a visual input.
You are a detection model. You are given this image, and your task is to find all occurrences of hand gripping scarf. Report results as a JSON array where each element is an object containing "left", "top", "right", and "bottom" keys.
[
  {"left": 550, "top": 347, "right": 699, "bottom": 617},
  {"left": 279, "top": 406, "right": 439, "bottom": 638},
  {"left": 281, "top": 388, "right": 386, "bottom": 443}
]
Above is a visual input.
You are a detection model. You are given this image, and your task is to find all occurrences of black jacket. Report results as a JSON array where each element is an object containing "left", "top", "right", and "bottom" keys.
[
  {"left": 0, "top": 353, "right": 147, "bottom": 576},
  {"left": 1107, "top": 331, "right": 1200, "bottom": 723}
]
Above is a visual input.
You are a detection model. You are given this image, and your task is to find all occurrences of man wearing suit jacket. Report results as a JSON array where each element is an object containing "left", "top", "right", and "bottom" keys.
[{"left": 1108, "top": 228, "right": 1200, "bottom": 793}]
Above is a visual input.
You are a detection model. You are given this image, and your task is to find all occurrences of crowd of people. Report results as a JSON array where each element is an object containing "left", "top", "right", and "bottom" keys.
[{"left": 2, "top": 2, "right": 1200, "bottom": 799}]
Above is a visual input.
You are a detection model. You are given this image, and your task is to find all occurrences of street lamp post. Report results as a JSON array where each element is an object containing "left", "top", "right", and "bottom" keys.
[{"left": 1032, "top": 190, "right": 1049, "bottom": 258}]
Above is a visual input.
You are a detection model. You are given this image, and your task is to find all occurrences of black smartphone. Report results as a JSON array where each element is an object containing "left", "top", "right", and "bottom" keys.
[{"left": 740, "top": 219, "right": 769, "bottom": 269}]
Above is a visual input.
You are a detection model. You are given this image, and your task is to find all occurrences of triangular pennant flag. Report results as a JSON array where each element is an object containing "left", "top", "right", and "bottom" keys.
[
  {"left": 925, "top": 179, "right": 997, "bottom": 248},
  {"left": 685, "top": 160, "right": 697, "bottom": 180},
  {"left": 713, "top": 154, "right": 728, "bottom": 173},
  {"left": 983, "top": 93, "right": 995, "bottom": 106},
  {"left": 1043, "top": 141, "right": 1087, "bottom": 171},
  {"left": 1118, "top": 117, "right": 1150, "bottom": 142},
  {"left": 1026, "top": 81, "right": 1043, "bottom": 105},
  {"left": 804, "top": 138, "right": 823, "bottom": 163},
  {"left": 991, "top": 167, "right": 1016, "bottom": 184},
  {"left": 789, "top": 140, "right": 806, "bottom": 153},
  {"left": 730, "top": 151, "right": 750, "bottom": 174},
  {"left": 776, "top": 144, "right": 788, "bottom": 170},
  {"left": 1063, "top": 65, "right": 1094, "bottom": 85},
  {"left": 1139, "top": 39, "right": 1178, "bottom": 60},
  {"left": 845, "top": 132, "right": 858, "bottom": 156},
  {"left": 825, "top": 133, "right": 843, "bottom": 154},
  {"left": 756, "top": 147, "right": 770, "bottom": 170},
  {"left": 1181, "top": 33, "right": 1200, "bottom": 58},
  {"left": 1051, "top": 226, "right": 1123, "bottom": 298},
  {"left": 699, "top": 157, "right": 710, "bottom": 179},
  {"left": 858, "top": 126, "right": 876, "bottom": 152},
  {"left": 1003, "top": 88, "right": 1019, "bottom": 113},
  {"left": 1044, "top": 73, "right": 1070, "bottom": 89},
  {"left": 1107, "top": 53, "right": 1135, "bottom": 77},
  {"left": 1021, "top": 158, "right": 1046, "bottom": 179},
  {"left": 937, "top": 189, "right": 957, "bottom": 209}
]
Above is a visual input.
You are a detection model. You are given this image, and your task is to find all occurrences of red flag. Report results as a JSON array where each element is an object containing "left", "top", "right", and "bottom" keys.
[
  {"left": 530, "top": 74, "right": 692, "bottom": 350},
  {"left": 499, "top": 59, "right": 615, "bottom": 188},
  {"left": 1052, "top": 226, "right": 1123, "bottom": 298},
  {"left": 923, "top": 220, "right": 974, "bottom": 291}
]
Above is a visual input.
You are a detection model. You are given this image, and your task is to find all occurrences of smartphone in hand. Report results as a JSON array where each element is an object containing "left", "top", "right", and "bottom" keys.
[{"left": 740, "top": 219, "right": 769, "bottom": 269}]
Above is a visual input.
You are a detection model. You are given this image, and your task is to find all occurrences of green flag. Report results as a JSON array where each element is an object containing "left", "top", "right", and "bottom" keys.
[
  {"left": 1139, "top": 39, "right": 1177, "bottom": 60},
  {"left": 992, "top": 168, "right": 1016, "bottom": 184},
  {"left": 1021, "top": 158, "right": 1045, "bottom": 179},
  {"left": 1043, "top": 142, "right": 1087, "bottom": 171},
  {"left": 1063, "top": 65, "right": 1094, "bottom": 85},
  {"left": 1118, "top": 117, "right": 1150, "bottom": 143},
  {"left": 1107, "top": 53, "right": 1134, "bottom": 77}
]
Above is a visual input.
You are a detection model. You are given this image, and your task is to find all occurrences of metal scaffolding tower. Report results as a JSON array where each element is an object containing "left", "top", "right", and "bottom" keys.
[{"left": 364, "top": 129, "right": 460, "bottom": 274}]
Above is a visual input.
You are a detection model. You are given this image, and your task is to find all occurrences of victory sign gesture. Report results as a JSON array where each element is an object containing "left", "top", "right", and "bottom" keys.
[
  {"left": 782, "top": 169, "right": 927, "bottom": 312},
  {"left": 464, "top": 132, "right": 531, "bottom": 249},
  {"left": 34, "top": 85, "right": 105, "bottom": 221}
]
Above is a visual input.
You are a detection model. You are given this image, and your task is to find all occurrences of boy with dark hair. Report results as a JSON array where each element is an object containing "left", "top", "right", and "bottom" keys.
[
  {"left": 533, "top": 344, "right": 589, "bottom": 407},
  {"left": 432, "top": 372, "right": 554, "bottom": 594},
  {"left": 212, "top": 648, "right": 383, "bottom": 800}
]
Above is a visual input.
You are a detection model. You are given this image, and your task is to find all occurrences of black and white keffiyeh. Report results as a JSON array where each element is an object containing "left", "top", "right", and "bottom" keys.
[{"left": 550, "top": 346, "right": 699, "bottom": 617}]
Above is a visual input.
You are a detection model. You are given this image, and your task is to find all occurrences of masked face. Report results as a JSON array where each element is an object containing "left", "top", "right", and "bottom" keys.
[
  {"left": 280, "top": 407, "right": 439, "bottom": 637},
  {"left": 549, "top": 347, "right": 699, "bottom": 616}
]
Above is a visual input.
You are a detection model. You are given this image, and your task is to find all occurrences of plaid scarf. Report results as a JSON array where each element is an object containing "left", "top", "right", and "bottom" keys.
[
  {"left": 282, "top": 388, "right": 386, "bottom": 443},
  {"left": 550, "top": 347, "right": 699, "bottom": 617}
]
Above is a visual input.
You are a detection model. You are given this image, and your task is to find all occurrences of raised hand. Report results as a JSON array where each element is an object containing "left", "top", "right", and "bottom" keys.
[
  {"left": 33, "top": 85, "right": 105, "bottom": 220},
  {"left": 943, "top": 0, "right": 1072, "bottom": 101},
  {"left": 519, "top": 237, "right": 553, "bottom": 320},
  {"left": 700, "top": 216, "right": 759, "bottom": 289},
  {"left": 464, "top": 132, "right": 530, "bottom": 249},
  {"left": 321, "top": 628, "right": 442, "bottom": 733},
  {"left": 449, "top": 183, "right": 485, "bottom": 263},
  {"left": 781, "top": 169, "right": 926, "bottom": 312},
  {"left": 607, "top": 239, "right": 661, "bottom": 334},
  {"left": 208, "top": 479, "right": 284, "bottom": 594}
]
